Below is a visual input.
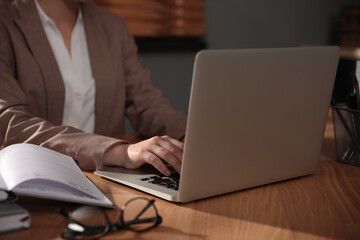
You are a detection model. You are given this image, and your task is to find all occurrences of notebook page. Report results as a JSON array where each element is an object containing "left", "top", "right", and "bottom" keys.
[
  {"left": 0, "top": 143, "right": 105, "bottom": 200},
  {"left": 0, "top": 175, "right": 7, "bottom": 190},
  {"left": 14, "top": 178, "right": 113, "bottom": 206}
]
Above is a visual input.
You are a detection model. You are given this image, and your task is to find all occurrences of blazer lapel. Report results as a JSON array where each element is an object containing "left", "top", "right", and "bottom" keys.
[
  {"left": 82, "top": 4, "right": 118, "bottom": 134},
  {"left": 13, "top": 0, "right": 65, "bottom": 125}
]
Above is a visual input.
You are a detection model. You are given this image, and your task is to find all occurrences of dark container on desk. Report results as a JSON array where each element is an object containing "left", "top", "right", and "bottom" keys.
[{"left": 332, "top": 105, "right": 360, "bottom": 167}]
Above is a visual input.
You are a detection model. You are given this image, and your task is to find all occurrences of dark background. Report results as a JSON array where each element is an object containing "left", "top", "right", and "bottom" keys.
[{"left": 126, "top": 0, "right": 360, "bottom": 131}]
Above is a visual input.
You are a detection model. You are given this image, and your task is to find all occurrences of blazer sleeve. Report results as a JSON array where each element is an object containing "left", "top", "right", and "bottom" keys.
[
  {"left": 0, "top": 22, "right": 126, "bottom": 171},
  {"left": 119, "top": 20, "right": 187, "bottom": 140}
]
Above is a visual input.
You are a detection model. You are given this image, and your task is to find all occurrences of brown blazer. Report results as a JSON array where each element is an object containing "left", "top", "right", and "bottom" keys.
[{"left": 0, "top": 0, "right": 187, "bottom": 170}]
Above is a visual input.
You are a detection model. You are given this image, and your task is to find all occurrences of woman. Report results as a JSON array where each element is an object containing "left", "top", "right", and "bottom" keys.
[{"left": 0, "top": 0, "right": 187, "bottom": 176}]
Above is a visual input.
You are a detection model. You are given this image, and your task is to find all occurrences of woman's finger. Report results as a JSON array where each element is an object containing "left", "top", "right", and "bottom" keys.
[
  {"left": 158, "top": 136, "right": 184, "bottom": 163},
  {"left": 142, "top": 151, "right": 171, "bottom": 176},
  {"left": 150, "top": 144, "right": 181, "bottom": 174}
]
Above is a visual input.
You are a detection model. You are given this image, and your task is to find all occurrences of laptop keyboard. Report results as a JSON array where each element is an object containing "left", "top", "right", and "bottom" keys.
[{"left": 139, "top": 170, "right": 180, "bottom": 191}]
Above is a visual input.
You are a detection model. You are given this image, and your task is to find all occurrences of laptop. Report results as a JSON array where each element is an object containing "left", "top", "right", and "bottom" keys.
[{"left": 95, "top": 46, "right": 339, "bottom": 203}]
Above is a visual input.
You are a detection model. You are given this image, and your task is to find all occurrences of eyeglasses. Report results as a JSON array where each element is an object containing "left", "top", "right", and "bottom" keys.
[
  {"left": 56, "top": 197, "right": 162, "bottom": 240},
  {"left": 0, "top": 190, "right": 18, "bottom": 203}
]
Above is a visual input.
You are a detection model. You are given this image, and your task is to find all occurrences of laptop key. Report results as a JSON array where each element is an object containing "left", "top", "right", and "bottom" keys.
[{"left": 140, "top": 173, "right": 180, "bottom": 191}]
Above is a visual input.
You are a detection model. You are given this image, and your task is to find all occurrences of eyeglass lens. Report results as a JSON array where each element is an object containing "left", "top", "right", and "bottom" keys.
[
  {"left": 61, "top": 198, "right": 161, "bottom": 239},
  {"left": 121, "top": 198, "right": 159, "bottom": 232},
  {"left": 65, "top": 206, "right": 109, "bottom": 240}
]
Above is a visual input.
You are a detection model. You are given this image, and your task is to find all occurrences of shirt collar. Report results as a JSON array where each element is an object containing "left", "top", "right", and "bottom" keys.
[{"left": 34, "top": 0, "right": 82, "bottom": 27}]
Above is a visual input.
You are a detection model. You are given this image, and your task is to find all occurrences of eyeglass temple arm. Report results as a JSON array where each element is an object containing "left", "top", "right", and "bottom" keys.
[
  {"left": 124, "top": 216, "right": 161, "bottom": 225},
  {"left": 133, "top": 199, "right": 155, "bottom": 221}
]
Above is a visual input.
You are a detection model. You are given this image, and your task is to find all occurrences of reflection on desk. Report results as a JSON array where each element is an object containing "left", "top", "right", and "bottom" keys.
[{"left": 1, "top": 111, "right": 360, "bottom": 240}]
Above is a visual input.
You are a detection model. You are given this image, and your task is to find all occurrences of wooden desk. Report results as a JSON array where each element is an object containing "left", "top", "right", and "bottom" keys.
[{"left": 2, "top": 112, "right": 360, "bottom": 240}]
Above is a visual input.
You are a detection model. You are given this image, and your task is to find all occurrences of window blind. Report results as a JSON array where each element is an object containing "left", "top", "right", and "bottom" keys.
[{"left": 91, "top": 0, "right": 206, "bottom": 38}]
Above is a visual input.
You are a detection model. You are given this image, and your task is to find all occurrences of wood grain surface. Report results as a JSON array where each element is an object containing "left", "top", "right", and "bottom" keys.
[{"left": 1, "top": 110, "right": 360, "bottom": 240}]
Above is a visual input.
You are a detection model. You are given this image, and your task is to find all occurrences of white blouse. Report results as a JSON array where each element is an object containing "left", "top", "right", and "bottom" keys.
[{"left": 35, "top": 0, "right": 95, "bottom": 133}]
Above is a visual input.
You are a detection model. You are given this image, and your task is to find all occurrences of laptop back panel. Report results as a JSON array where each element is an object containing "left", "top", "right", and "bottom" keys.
[{"left": 178, "top": 47, "right": 339, "bottom": 202}]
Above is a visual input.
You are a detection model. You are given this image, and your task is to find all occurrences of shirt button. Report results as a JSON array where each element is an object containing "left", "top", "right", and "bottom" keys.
[{"left": 76, "top": 93, "right": 83, "bottom": 101}]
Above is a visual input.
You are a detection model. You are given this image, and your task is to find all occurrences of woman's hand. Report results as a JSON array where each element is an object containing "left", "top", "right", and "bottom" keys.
[{"left": 103, "top": 136, "right": 184, "bottom": 176}]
